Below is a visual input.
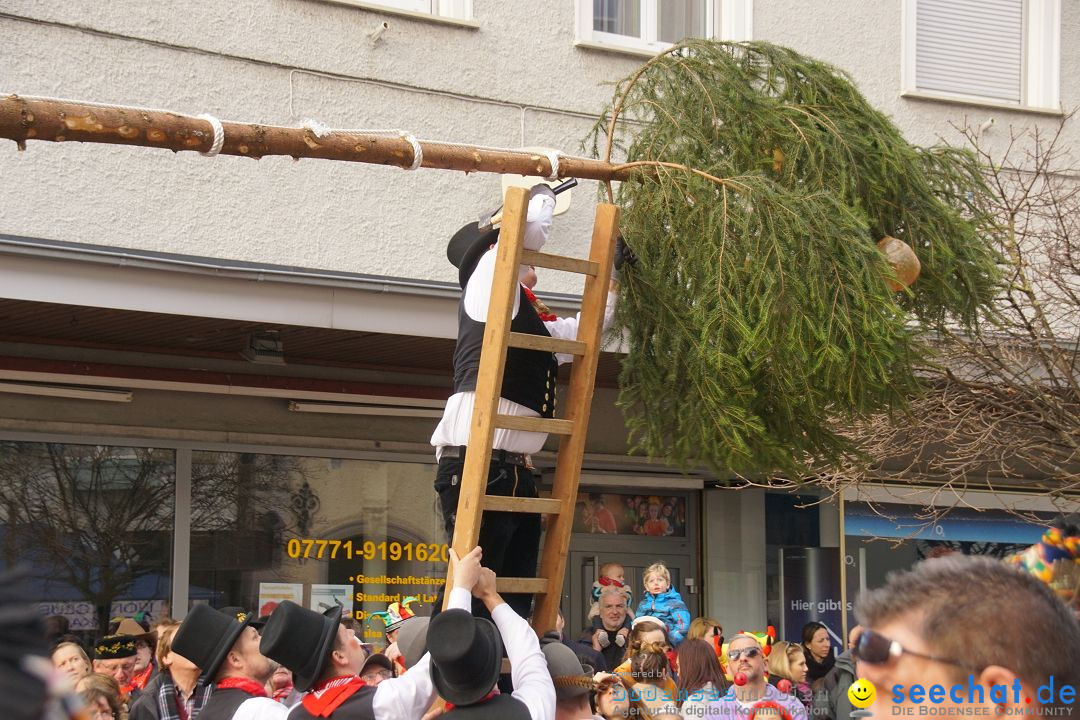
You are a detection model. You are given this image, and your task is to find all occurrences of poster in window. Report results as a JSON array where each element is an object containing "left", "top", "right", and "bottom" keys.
[{"left": 573, "top": 492, "right": 686, "bottom": 537}]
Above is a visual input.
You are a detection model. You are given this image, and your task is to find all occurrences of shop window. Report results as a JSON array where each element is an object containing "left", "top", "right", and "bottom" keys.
[
  {"left": 577, "top": 0, "right": 752, "bottom": 55},
  {"left": 0, "top": 442, "right": 176, "bottom": 639},
  {"left": 189, "top": 452, "right": 444, "bottom": 649},
  {"left": 573, "top": 490, "right": 687, "bottom": 537}
]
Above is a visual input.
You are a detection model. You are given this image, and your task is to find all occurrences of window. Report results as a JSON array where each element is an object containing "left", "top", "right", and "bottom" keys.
[
  {"left": 904, "top": 0, "right": 1060, "bottom": 111},
  {"left": 0, "top": 442, "right": 176, "bottom": 640},
  {"left": 328, "top": 0, "right": 472, "bottom": 22},
  {"left": 577, "top": 0, "right": 752, "bottom": 55}
]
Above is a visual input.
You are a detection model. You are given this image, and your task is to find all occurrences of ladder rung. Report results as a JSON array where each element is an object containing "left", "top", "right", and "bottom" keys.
[
  {"left": 521, "top": 249, "right": 599, "bottom": 277},
  {"left": 507, "top": 331, "right": 586, "bottom": 356},
  {"left": 494, "top": 415, "right": 574, "bottom": 435},
  {"left": 482, "top": 495, "right": 564, "bottom": 514},
  {"left": 496, "top": 577, "right": 550, "bottom": 594}
]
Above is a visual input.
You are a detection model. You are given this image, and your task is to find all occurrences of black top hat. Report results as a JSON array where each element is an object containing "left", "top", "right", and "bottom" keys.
[
  {"left": 427, "top": 609, "right": 502, "bottom": 706},
  {"left": 171, "top": 605, "right": 253, "bottom": 682},
  {"left": 446, "top": 222, "right": 499, "bottom": 290},
  {"left": 220, "top": 607, "right": 266, "bottom": 631},
  {"left": 259, "top": 600, "right": 341, "bottom": 693}
]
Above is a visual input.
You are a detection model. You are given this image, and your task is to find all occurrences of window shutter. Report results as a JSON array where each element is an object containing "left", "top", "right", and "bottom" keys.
[{"left": 915, "top": 0, "right": 1023, "bottom": 103}]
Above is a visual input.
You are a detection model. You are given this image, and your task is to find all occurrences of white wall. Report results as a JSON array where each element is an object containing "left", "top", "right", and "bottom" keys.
[
  {"left": 703, "top": 487, "right": 767, "bottom": 632},
  {"left": 3, "top": 1, "right": 1075, "bottom": 298}
]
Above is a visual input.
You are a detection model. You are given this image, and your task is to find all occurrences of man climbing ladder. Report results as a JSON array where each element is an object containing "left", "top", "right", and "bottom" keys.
[{"left": 431, "top": 182, "right": 625, "bottom": 622}]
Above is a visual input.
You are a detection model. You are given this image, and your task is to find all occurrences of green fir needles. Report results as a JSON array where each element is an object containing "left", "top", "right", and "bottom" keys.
[{"left": 591, "top": 40, "right": 1002, "bottom": 477}]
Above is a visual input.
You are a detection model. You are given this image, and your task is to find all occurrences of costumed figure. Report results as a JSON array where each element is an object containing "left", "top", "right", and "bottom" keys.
[
  {"left": 258, "top": 546, "right": 485, "bottom": 720},
  {"left": 1008, "top": 515, "right": 1080, "bottom": 612},
  {"left": 171, "top": 606, "right": 285, "bottom": 720},
  {"left": 368, "top": 597, "right": 421, "bottom": 674},
  {"left": 430, "top": 177, "right": 621, "bottom": 620}
]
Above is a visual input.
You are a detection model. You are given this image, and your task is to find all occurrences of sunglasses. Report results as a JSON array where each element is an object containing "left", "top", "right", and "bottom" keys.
[
  {"left": 728, "top": 646, "right": 762, "bottom": 661},
  {"left": 853, "top": 629, "right": 964, "bottom": 669}
]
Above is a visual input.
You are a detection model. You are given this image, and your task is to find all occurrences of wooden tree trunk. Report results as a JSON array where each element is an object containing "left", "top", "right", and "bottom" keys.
[{"left": 0, "top": 94, "right": 637, "bottom": 182}]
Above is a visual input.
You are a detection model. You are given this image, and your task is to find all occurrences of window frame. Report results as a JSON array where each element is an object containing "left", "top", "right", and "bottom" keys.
[
  {"left": 901, "top": 0, "right": 1061, "bottom": 113},
  {"left": 575, "top": 0, "right": 753, "bottom": 56},
  {"left": 319, "top": 0, "right": 476, "bottom": 27}
]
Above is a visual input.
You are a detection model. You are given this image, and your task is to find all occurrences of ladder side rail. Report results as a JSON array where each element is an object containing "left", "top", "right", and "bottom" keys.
[{"left": 532, "top": 203, "right": 620, "bottom": 634}]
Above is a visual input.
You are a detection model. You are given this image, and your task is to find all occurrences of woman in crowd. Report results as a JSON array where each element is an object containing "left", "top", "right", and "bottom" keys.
[
  {"left": 51, "top": 641, "right": 93, "bottom": 683},
  {"left": 629, "top": 641, "right": 680, "bottom": 716},
  {"left": 76, "top": 673, "right": 125, "bottom": 720},
  {"left": 768, "top": 640, "right": 813, "bottom": 711},
  {"left": 613, "top": 617, "right": 678, "bottom": 696},
  {"left": 800, "top": 621, "right": 835, "bottom": 685},
  {"left": 677, "top": 638, "right": 728, "bottom": 716}
]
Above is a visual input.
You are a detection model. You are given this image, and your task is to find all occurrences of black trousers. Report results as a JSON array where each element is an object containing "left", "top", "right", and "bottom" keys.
[{"left": 431, "top": 453, "right": 541, "bottom": 622}]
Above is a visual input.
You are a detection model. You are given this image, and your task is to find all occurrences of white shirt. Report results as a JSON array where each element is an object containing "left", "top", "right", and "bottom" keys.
[
  {"left": 431, "top": 192, "right": 617, "bottom": 459},
  {"left": 491, "top": 602, "right": 557, "bottom": 720},
  {"left": 234, "top": 696, "right": 288, "bottom": 720}
]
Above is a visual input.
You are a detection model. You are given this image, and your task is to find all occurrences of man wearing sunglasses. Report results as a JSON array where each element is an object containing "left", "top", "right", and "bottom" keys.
[
  {"left": 854, "top": 555, "right": 1080, "bottom": 719},
  {"left": 708, "top": 634, "right": 808, "bottom": 720}
]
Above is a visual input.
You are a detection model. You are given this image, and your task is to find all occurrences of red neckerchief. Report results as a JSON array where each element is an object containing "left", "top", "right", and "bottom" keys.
[
  {"left": 216, "top": 677, "right": 269, "bottom": 698},
  {"left": 130, "top": 662, "right": 154, "bottom": 690},
  {"left": 301, "top": 675, "right": 367, "bottom": 718},
  {"left": 443, "top": 688, "right": 499, "bottom": 711},
  {"left": 597, "top": 576, "right": 625, "bottom": 589},
  {"left": 521, "top": 285, "right": 557, "bottom": 322}
]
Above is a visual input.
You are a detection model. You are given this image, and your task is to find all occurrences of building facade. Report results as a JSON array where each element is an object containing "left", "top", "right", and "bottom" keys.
[{"left": 1, "top": 0, "right": 1077, "bottom": 646}]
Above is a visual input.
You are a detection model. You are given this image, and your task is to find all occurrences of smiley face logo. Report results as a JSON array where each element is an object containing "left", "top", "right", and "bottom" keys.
[{"left": 848, "top": 678, "right": 876, "bottom": 708}]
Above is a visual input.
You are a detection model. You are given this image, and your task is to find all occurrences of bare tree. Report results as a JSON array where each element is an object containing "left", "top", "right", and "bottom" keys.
[
  {"left": 0, "top": 443, "right": 318, "bottom": 634},
  {"left": 818, "top": 115, "right": 1080, "bottom": 520}
]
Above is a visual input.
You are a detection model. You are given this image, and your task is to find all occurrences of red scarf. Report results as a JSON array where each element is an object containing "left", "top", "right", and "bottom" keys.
[
  {"left": 130, "top": 662, "right": 154, "bottom": 691},
  {"left": 597, "top": 576, "right": 626, "bottom": 589},
  {"left": 302, "top": 676, "right": 368, "bottom": 718},
  {"left": 443, "top": 688, "right": 499, "bottom": 711},
  {"left": 216, "top": 677, "right": 268, "bottom": 698},
  {"left": 522, "top": 286, "right": 557, "bottom": 321}
]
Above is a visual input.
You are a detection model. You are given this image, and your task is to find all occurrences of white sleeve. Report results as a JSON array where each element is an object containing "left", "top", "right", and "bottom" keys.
[
  {"left": 491, "top": 603, "right": 556, "bottom": 720},
  {"left": 232, "top": 697, "right": 287, "bottom": 720},
  {"left": 372, "top": 587, "right": 474, "bottom": 720},
  {"left": 464, "top": 248, "right": 520, "bottom": 322},
  {"left": 546, "top": 291, "right": 617, "bottom": 365},
  {"left": 522, "top": 193, "right": 556, "bottom": 251}
]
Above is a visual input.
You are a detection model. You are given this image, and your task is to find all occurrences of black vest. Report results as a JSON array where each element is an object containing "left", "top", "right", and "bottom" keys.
[
  {"left": 452, "top": 284, "right": 558, "bottom": 418},
  {"left": 197, "top": 688, "right": 256, "bottom": 720},
  {"left": 443, "top": 694, "right": 532, "bottom": 720},
  {"left": 286, "top": 687, "right": 377, "bottom": 720}
]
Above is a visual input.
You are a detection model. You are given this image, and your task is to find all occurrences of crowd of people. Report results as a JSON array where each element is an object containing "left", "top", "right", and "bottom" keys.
[{"left": 9, "top": 542, "right": 1076, "bottom": 720}]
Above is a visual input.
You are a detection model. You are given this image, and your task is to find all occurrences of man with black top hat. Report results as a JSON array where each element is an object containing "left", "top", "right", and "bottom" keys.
[
  {"left": 261, "top": 546, "right": 484, "bottom": 720},
  {"left": 434, "top": 182, "right": 623, "bottom": 620},
  {"left": 427, "top": 564, "right": 555, "bottom": 719},
  {"left": 171, "top": 606, "right": 284, "bottom": 720}
]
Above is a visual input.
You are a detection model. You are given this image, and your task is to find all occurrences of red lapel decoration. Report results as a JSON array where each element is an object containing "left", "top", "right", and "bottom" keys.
[{"left": 302, "top": 675, "right": 368, "bottom": 718}]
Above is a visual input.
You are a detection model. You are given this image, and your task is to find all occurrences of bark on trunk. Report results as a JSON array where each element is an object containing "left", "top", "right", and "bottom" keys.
[{"left": 0, "top": 94, "right": 639, "bottom": 182}]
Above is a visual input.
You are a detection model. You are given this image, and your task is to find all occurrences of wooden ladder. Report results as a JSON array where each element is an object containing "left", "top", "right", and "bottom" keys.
[{"left": 442, "top": 184, "right": 619, "bottom": 635}]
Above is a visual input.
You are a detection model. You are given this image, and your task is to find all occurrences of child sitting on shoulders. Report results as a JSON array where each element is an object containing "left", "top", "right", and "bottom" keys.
[
  {"left": 588, "top": 561, "right": 634, "bottom": 647},
  {"left": 635, "top": 561, "right": 691, "bottom": 646}
]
